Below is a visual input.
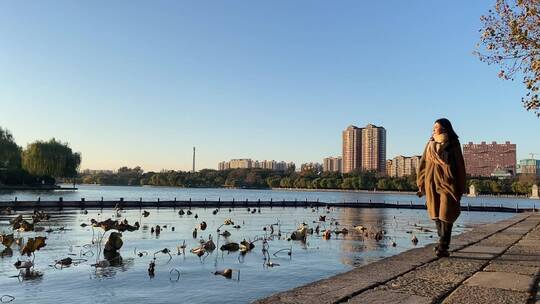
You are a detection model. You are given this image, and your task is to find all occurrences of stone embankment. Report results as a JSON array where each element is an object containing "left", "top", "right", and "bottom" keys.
[{"left": 255, "top": 212, "right": 540, "bottom": 304}]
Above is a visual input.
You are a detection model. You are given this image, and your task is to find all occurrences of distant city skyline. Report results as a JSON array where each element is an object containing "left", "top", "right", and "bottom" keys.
[{"left": 1, "top": 1, "right": 539, "bottom": 172}]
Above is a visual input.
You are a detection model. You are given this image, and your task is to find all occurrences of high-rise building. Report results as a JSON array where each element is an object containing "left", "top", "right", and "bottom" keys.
[
  {"left": 342, "top": 123, "right": 387, "bottom": 174},
  {"left": 361, "top": 124, "right": 387, "bottom": 174},
  {"left": 342, "top": 125, "right": 362, "bottom": 174},
  {"left": 386, "top": 160, "right": 394, "bottom": 177},
  {"left": 387, "top": 155, "right": 421, "bottom": 177},
  {"left": 323, "top": 156, "right": 342, "bottom": 173},
  {"left": 404, "top": 155, "right": 421, "bottom": 176},
  {"left": 462, "top": 141, "right": 516, "bottom": 177},
  {"left": 517, "top": 159, "right": 540, "bottom": 176}
]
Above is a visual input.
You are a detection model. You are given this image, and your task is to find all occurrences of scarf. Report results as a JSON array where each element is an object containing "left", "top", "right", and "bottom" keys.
[{"left": 426, "top": 133, "right": 449, "bottom": 166}]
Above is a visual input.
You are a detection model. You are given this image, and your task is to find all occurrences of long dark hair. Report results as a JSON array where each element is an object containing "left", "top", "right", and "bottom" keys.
[{"left": 435, "top": 118, "right": 459, "bottom": 141}]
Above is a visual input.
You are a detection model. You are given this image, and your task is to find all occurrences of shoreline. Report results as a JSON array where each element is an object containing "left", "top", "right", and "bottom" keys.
[
  {"left": 73, "top": 184, "right": 530, "bottom": 198},
  {"left": 271, "top": 187, "right": 418, "bottom": 195},
  {"left": 0, "top": 185, "right": 77, "bottom": 191}
]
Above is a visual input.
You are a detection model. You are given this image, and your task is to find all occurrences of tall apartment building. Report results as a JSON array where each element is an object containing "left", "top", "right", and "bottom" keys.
[
  {"left": 342, "top": 124, "right": 387, "bottom": 174},
  {"left": 386, "top": 160, "right": 394, "bottom": 177},
  {"left": 517, "top": 159, "right": 540, "bottom": 176},
  {"left": 362, "top": 124, "right": 387, "bottom": 174},
  {"left": 323, "top": 156, "right": 342, "bottom": 173},
  {"left": 342, "top": 125, "right": 362, "bottom": 174},
  {"left": 404, "top": 155, "right": 421, "bottom": 176},
  {"left": 386, "top": 155, "right": 421, "bottom": 177},
  {"left": 462, "top": 141, "right": 517, "bottom": 177}
]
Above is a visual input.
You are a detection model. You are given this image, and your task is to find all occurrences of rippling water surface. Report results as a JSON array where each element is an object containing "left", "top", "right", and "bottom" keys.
[{"left": 0, "top": 186, "right": 518, "bottom": 303}]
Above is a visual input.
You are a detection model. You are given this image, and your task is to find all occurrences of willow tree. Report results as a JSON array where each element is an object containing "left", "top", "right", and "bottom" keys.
[
  {"left": 476, "top": 0, "right": 540, "bottom": 116},
  {"left": 0, "top": 127, "right": 22, "bottom": 169},
  {"left": 22, "top": 139, "right": 81, "bottom": 179}
]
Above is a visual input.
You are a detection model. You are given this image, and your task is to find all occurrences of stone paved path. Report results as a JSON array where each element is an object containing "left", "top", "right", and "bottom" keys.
[{"left": 254, "top": 212, "right": 540, "bottom": 304}]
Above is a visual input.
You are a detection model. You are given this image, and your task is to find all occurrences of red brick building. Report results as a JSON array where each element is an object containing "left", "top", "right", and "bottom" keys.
[{"left": 462, "top": 141, "right": 516, "bottom": 177}]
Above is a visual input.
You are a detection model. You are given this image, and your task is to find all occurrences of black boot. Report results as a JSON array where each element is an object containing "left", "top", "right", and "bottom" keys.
[{"left": 435, "top": 220, "right": 452, "bottom": 257}]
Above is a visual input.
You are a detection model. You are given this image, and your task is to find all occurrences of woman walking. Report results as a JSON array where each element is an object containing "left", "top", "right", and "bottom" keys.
[{"left": 417, "top": 118, "right": 466, "bottom": 257}]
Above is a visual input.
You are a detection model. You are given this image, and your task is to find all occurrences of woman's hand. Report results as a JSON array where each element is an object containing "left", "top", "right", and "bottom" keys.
[{"left": 416, "top": 186, "right": 425, "bottom": 198}]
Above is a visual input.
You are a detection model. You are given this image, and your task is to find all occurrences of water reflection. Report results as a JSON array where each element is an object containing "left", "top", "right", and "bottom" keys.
[
  {"left": 91, "top": 257, "right": 135, "bottom": 279},
  {"left": 339, "top": 207, "right": 387, "bottom": 266}
]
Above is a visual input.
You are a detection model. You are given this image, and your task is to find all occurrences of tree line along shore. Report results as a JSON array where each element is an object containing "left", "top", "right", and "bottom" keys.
[
  {"left": 1, "top": 126, "right": 537, "bottom": 195},
  {"left": 75, "top": 166, "right": 538, "bottom": 196}
]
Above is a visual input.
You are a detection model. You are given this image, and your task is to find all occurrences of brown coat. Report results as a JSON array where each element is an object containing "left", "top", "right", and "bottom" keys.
[{"left": 417, "top": 138, "right": 466, "bottom": 223}]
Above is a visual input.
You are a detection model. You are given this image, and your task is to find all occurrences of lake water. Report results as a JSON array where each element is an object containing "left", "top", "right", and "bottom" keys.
[
  {"left": 0, "top": 184, "right": 537, "bottom": 208},
  {"left": 0, "top": 186, "right": 524, "bottom": 303}
]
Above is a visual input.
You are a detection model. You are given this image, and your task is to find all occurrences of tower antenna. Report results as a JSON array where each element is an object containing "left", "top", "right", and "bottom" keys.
[{"left": 192, "top": 147, "right": 196, "bottom": 173}]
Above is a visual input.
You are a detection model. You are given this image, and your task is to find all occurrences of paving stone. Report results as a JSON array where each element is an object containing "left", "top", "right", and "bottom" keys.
[
  {"left": 484, "top": 261, "right": 538, "bottom": 276},
  {"left": 523, "top": 234, "right": 540, "bottom": 240},
  {"left": 410, "top": 258, "right": 485, "bottom": 284},
  {"left": 380, "top": 246, "right": 436, "bottom": 267},
  {"left": 464, "top": 271, "right": 534, "bottom": 292},
  {"left": 451, "top": 251, "right": 497, "bottom": 260},
  {"left": 443, "top": 285, "right": 529, "bottom": 304},
  {"left": 499, "top": 253, "right": 540, "bottom": 265},
  {"left": 452, "top": 232, "right": 489, "bottom": 244},
  {"left": 347, "top": 290, "right": 432, "bottom": 304},
  {"left": 515, "top": 239, "right": 540, "bottom": 247},
  {"left": 377, "top": 275, "right": 456, "bottom": 298},
  {"left": 507, "top": 245, "right": 540, "bottom": 255},
  {"left": 479, "top": 234, "right": 521, "bottom": 247},
  {"left": 459, "top": 245, "right": 507, "bottom": 255},
  {"left": 345, "top": 259, "right": 419, "bottom": 283},
  {"left": 489, "top": 258, "right": 540, "bottom": 268}
]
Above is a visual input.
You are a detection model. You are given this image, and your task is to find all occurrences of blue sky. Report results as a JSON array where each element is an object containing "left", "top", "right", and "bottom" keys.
[{"left": 0, "top": 1, "right": 538, "bottom": 171}]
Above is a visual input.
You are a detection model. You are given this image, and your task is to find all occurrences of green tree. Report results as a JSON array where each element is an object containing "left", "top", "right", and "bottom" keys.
[
  {"left": 0, "top": 127, "right": 22, "bottom": 169},
  {"left": 279, "top": 177, "right": 292, "bottom": 188},
  {"left": 22, "top": 138, "right": 81, "bottom": 178},
  {"left": 266, "top": 176, "right": 281, "bottom": 188},
  {"left": 488, "top": 180, "right": 502, "bottom": 194},
  {"left": 311, "top": 177, "right": 322, "bottom": 189},
  {"left": 476, "top": 0, "right": 540, "bottom": 116},
  {"left": 512, "top": 180, "right": 532, "bottom": 194},
  {"left": 377, "top": 178, "right": 393, "bottom": 190},
  {"left": 394, "top": 178, "right": 410, "bottom": 191},
  {"left": 341, "top": 177, "right": 355, "bottom": 190}
]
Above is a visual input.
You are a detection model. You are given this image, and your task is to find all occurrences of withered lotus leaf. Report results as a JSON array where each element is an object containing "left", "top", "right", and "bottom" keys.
[
  {"left": 0, "top": 234, "right": 15, "bottom": 248},
  {"left": 220, "top": 242, "right": 239, "bottom": 252},
  {"left": 9, "top": 215, "right": 23, "bottom": 226},
  {"left": 21, "top": 237, "right": 47, "bottom": 257},
  {"left": 90, "top": 218, "right": 139, "bottom": 232}
]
